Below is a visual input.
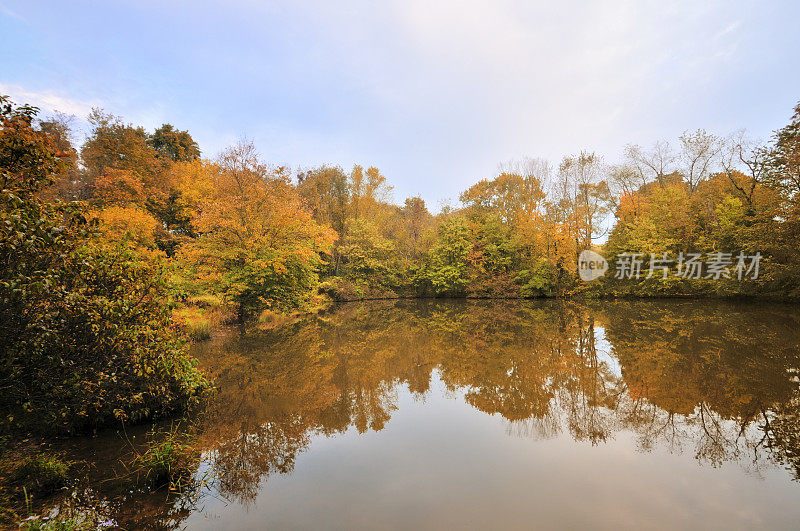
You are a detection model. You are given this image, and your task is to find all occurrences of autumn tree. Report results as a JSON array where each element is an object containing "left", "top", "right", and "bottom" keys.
[
  {"left": 81, "top": 109, "right": 161, "bottom": 186},
  {"left": 555, "top": 152, "right": 612, "bottom": 253},
  {"left": 466, "top": 214, "right": 521, "bottom": 296},
  {"left": 766, "top": 101, "right": 800, "bottom": 199},
  {"left": 36, "top": 112, "right": 85, "bottom": 201},
  {"left": 399, "top": 196, "right": 433, "bottom": 260},
  {"left": 297, "top": 164, "right": 350, "bottom": 239},
  {"left": 349, "top": 165, "right": 392, "bottom": 220},
  {"left": 178, "top": 141, "right": 335, "bottom": 320},
  {"left": 460, "top": 171, "right": 546, "bottom": 226},
  {"left": 678, "top": 129, "right": 721, "bottom": 194},
  {"left": 623, "top": 140, "right": 676, "bottom": 187},
  {"left": 717, "top": 132, "right": 771, "bottom": 209},
  {"left": 0, "top": 96, "right": 206, "bottom": 434}
]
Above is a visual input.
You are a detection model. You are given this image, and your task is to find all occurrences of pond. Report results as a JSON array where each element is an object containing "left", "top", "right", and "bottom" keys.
[{"left": 56, "top": 299, "right": 800, "bottom": 529}]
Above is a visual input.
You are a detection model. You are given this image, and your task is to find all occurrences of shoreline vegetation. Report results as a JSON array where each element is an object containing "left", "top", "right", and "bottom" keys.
[
  {"left": 2, "top": 91, "right": 800, "bottom": 424},
  {"left": 2, "top": 92, "right": 800, "bottom": 525}
]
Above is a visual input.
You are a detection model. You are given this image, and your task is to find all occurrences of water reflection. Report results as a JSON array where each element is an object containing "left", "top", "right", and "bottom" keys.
[{"left": 71, "top": 300, "right": 800, "bottom": 528}]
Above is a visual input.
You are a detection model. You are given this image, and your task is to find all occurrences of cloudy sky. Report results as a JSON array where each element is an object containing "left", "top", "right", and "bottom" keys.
[{"left": 2, "top": 0, "right": 798, "bottom": 207}]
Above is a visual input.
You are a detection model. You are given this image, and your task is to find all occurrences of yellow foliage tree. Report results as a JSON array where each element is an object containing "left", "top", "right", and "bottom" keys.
[
  {"left": 93, "top": 205, "right": 161, "bottom": 250},
  {"left": 177, "top": 141, "right": 336, "bottom": 319}
]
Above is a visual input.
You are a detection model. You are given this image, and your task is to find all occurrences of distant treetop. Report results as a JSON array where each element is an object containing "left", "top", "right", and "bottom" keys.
[{"left": 148, "top": 123, "right": 201, "bottom": 162}]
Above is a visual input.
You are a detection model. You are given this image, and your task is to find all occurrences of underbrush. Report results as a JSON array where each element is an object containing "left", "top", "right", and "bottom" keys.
[
  {"left": 10, "top": 454, "right": 71, "bottom": 499},
  {"left": 0, "top": 450, "right": 81, "bottom": 529},
  {"left": 19, "top": 508, "right": 102, "bottom": 531},
  {"left": 187, "top": 293, "right": 224, "bottom": 309},
  {"left": 132, "top": 424, "right": 201, "bottom": 491},
  {"left": 173, "top": 306, "right": 212, "bottom": 341}
]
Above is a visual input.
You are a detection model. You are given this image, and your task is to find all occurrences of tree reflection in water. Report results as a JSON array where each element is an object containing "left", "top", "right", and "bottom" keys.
[
  {"left": 193, "top": 300, "right": 800, "bottom": 499},
  {"left": 65, "top": 299, "right": 800, "bottom": 528}
]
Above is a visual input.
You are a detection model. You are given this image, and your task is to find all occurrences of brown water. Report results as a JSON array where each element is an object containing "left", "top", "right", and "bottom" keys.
[{"left": 56, "top": 299, "right": 800, "bottom": 529}]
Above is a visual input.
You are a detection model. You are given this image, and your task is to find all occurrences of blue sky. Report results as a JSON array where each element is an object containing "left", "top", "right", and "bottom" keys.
[{"left": 1, "top": 0, "right": 799, "bottom": 208}]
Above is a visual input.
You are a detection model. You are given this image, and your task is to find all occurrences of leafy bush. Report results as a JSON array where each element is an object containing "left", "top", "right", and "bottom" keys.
[
  {"left": 517, "top": 259, "right": 558, "bottom": 297},
  {"left": 0, "top": 97, "right": 208, "bottom": 435}
]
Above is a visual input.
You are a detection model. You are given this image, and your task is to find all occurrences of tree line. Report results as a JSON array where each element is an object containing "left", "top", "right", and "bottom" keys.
[
  {"left": 32, "top": 97, "right": 800, "bottom": 310},
  {"left": 1, "top": 93, "right": 799, "bottom": 432}
]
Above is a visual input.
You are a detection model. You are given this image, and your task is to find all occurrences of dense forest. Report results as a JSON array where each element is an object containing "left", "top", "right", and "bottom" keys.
[{"left": 1, "top": 93, "right": 800, "bottom": 435}]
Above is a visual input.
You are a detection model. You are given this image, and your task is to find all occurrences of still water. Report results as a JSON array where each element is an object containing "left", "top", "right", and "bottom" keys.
[{"left": 65, "top": 299, "right": 800, "bottom": 529}]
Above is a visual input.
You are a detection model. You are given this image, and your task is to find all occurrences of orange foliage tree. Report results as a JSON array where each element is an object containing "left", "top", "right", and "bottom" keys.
[{"left": 176, "top": 141, "right": 336, "bottom": 319}]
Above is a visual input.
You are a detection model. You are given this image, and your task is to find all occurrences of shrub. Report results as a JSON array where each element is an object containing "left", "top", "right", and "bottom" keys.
[
  {"left": 518, "top": 259, "right": 558, "bottom": 298},
  {"left": 173, "top": 307, "right": 212, "bottom": 341},
  {"left": 134, "top": 425, "right": 200, "bottom": 490},
  {"left": 11, "top": 454, "right": 70, "bottom": 498},
  {"left": 0, "top": 96, "right": 209, "bottom": 435}
]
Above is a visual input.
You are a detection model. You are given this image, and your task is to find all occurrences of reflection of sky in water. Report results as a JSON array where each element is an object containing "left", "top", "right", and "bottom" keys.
[{"left": 594, "top": 326, "right": 622, "bottom": 378}]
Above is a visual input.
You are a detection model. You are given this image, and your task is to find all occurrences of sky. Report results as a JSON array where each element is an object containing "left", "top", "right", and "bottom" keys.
[{"left": 1, "top": 0, "right": 799, "bottom": 209}]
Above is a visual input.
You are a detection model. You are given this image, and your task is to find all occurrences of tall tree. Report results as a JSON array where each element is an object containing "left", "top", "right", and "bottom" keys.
[
  {"left": 678, "top": 129, "right": 721, "bottom": 194},
  {"left": 349, "top": 165, "right": 392, "bottom": 220},
  {"left": 297, "top": 164, "right": 350, "bottom": 240},
  {"left": 400, "top": 196, "right": 432, "bottom": 260},
  {"left": 767, "top": 102, "right": 800, "bottom": 199},
  {"left": 623, "top": 140, "right": 676, "bottom": 187},
  {"left": 179, "top": 141, "right": 336, "bottom": 320},
  {"left": 81, "top": 109, "right": 160, "bottom": 184},
  {"left": 36, "top": 112, "right": 85, "bottom": 201},
  {"left": 460, "top": 172, "right": 546, "bottom": 226},
  {"left": 555, "top": 152, "right": 612, "bottom": 253},
  {"left": 148, "top": 123, "right": 201, "bottom": 162}
]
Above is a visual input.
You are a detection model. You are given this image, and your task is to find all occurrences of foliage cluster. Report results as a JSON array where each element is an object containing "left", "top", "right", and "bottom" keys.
[{"left": 0, "top": 96, "right": 207, "bottom": 435}]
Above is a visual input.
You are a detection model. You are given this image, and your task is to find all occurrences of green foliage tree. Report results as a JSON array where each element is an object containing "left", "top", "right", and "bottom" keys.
[
  {"left": 148, "top": 123, "right": 201, "bottom": 162},
  {"left": 336, "top": 218, "right": 400, "bottom": 295},
  {"left": 416, "top": 216, "right": 472, "bottom": 296}
]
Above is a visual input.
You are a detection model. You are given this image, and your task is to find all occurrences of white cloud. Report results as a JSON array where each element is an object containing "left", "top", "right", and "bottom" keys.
[{"left": 0, "top": 82, "right": 99, "bottom": 118}]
